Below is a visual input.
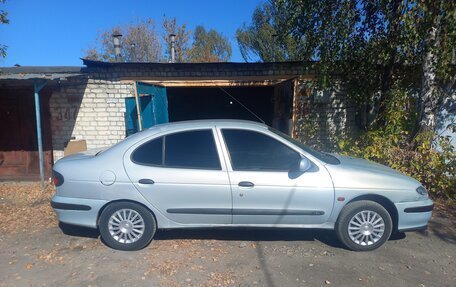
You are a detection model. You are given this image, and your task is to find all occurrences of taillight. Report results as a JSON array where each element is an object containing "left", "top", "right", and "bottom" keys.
[{"left": 52, "top": 170, "right": 64, "bottom": 186}]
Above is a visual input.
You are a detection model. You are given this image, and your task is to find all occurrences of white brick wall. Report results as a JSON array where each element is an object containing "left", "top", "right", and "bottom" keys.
[{"left": 50, "top": 77, "right": 134, "bottom": 162}]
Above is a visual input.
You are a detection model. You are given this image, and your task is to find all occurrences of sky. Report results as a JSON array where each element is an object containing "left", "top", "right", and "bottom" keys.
[{"left": 0, "top": 0, "right": 263, "bottom": 67}]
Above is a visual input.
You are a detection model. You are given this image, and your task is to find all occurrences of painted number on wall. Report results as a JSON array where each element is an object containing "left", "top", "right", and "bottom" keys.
[{"left": 53, "top": 107, "right": 78, "bottom": 121}]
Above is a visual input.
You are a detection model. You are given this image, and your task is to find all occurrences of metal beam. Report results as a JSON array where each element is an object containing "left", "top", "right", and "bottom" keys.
[{"left": 34, "top": 79, "right": 47, "bottom": 190}]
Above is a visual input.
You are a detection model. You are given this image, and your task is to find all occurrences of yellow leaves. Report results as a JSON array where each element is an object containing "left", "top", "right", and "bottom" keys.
[
  {"left": 0, "top": 182, "right": 56, "bottom": 235},
  {"left": 37, "top": 249, "right": 65, "bottom": 265}
]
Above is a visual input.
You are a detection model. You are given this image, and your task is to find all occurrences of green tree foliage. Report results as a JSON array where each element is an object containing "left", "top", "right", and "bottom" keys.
[
  {"left": 188, "top": 26, "right": 232, "bottom": 62},
  {"left": 336, "top": 89, "right": 455, "bottom": 199},
  {"left": 277, "top": 0, "right": 455, "bottom": 133},
  {"left": 85, "top": 19, "right": 162, "bottom": 62},
  {"left": 236, "top": 1, "right": 301, "bottom": 62},
  {"left": 0, "top": 0, "right": 9, "bottom": 58},
  {"left": 265, "top": 0, "right": 456, "bottom": 198},
  {"left": 162, "top": 17, "right": 191, "bottom": 63}
]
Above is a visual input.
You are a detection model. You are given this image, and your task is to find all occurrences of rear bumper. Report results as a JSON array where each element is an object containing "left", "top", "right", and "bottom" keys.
[
  {"left": 51, "top": 195, "right": 107, "bottom": 228},
  {"left": 395, "top": 199, "right": 433, "bottom": 232}
]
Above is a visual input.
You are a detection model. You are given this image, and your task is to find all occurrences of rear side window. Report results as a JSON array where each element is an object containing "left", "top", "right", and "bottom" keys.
[
  {"left": 131, "top": 129, "right": 221, "bottom": 170},
  {"left": 222, "top": 129, "right": 301, "bottom": 171},
  {"left": 165, "top": 130, "right": 221, "bottom": 170},
  {"left": 131, "top": 137, "right": 163, "bottom": 166}
]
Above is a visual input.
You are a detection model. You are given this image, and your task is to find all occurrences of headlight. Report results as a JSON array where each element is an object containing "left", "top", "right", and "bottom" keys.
[{"left": 416, "top": 186, "right": 428, "bottom": 196}]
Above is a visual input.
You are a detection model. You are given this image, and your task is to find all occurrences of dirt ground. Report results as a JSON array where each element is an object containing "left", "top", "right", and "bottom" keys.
[{"left": 0, "top": 182, "right": 454, "bottom": 287}]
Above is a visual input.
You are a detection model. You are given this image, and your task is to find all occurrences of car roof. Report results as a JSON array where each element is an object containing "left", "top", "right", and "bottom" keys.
[{"left": 151, "top": 119, "right": 269, "bottom": 131}]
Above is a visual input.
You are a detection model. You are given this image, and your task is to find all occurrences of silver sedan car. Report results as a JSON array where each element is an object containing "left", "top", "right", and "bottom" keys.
[{"left": 51, "top": 120, "right": 433, "bottom": 251}]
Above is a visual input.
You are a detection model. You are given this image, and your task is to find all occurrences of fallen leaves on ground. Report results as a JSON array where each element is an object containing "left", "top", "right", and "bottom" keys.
[
  {"left": 37, "top": 249, "right": 65, "bottom": 265},
  {"left": 146, "top": 238, "right": 238, "bottom": 286},
  {"left": 0, "top": 182, "right": 56, "bottom": 235}
]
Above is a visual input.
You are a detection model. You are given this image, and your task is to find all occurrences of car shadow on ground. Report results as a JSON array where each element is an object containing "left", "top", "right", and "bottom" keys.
[
  {"left": 156, "top": 228, "right": 345, "bottom": 248},
  {"left": 59, "top": 222, "right": 100, "bottom": 239},
  {"left": 424, "top": 219, "right": 456, "bottom": 244},
  {"left": 58, "top": 223, "right": 407, "bottom": 250}
]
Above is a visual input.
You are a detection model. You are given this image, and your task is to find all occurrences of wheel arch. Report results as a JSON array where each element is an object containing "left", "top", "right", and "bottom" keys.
[
  {"left": 96, "top": 199, "right": 158, "bottom": 228},
  {"left": 344, "top": 194, "right": 399, "bottom": 232}
]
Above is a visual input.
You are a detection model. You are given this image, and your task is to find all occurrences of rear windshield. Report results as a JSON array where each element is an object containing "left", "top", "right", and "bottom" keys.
[{"left": 268, "top": 128, "right": 340, "bottom": 165}]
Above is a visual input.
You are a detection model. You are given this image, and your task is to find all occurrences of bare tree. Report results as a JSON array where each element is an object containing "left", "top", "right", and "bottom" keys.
[{"left": 84, "top": 19, "right": 162, "bottom": 62}]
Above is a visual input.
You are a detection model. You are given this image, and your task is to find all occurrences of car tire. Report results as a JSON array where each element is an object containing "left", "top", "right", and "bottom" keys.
[
  {"left": 99, "top": 201, "right": 156, "bottom": 251},
  {"left": 336, "top": 200, "right": 392, "bottom": 251}
]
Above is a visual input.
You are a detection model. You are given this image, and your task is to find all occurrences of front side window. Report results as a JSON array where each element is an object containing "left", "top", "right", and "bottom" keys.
[{"left": 222, "top": 129, "right": 301, "bottom": 171}]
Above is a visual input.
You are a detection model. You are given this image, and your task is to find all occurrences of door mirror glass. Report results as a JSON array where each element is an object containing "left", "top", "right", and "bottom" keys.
[{"left": 293, "top": 157, "right": 312, "bottom": 172}]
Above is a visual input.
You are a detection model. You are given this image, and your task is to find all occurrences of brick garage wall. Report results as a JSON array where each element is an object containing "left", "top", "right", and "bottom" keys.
[
  {"left": 49, "top": 76, "right": 134, "bottom": 161},
  {"left": 293, "top": 79, "right": 356, "bottom": 150}
]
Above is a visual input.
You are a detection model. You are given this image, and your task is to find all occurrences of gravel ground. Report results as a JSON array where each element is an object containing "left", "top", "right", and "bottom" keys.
[{"left": 0, "top": 182, "right": 454, "bottom": 287}]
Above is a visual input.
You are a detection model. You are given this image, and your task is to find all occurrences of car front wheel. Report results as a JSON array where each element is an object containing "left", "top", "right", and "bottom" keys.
[
  {"left": 99, "top": 202, "right": 156, "bottom": 251},
  {"left": 336, "top": 200, "right": 392, "bottom": 251}
]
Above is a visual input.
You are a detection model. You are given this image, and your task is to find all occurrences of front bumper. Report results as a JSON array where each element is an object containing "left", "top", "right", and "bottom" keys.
[
  {"left": 51, "top": 195, "right": 108, "bottom": 228},
  {"left": 395, "top": 199, "right": 433, "bottom": 232}
]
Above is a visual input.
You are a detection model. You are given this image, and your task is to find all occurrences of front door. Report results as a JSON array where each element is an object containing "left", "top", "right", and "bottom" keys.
[
  {"left": 123, "top": 128, "right": 232, "bottom": 225},
  {"left": 218, "top": 128, "right": 334, "bottom": 225}
]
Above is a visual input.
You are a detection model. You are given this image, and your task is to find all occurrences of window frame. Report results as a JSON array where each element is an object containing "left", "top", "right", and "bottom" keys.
[
  {"left": 220, "top": 128, "right": 303, "bottom": 172},
  {"left": 130, "top": 128, "right": 223, "bottom": 171}
]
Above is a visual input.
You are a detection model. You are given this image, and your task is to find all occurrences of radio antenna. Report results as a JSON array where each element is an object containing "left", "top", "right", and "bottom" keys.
[{"left": 219, "top": 87, "right": 265, "bottom": 124}]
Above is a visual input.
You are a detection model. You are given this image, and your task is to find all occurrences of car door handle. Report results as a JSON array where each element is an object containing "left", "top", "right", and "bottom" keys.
[
  {"left": 138, "top": 178, "right": 155, "bottom": 184},
  {"left": 238, "top": 181, "right": 254, "bottom": 187}
]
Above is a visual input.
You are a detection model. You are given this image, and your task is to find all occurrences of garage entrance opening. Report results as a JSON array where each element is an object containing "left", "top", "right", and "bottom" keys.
[
  {"left": 168, "top": 86, "right": 273, "bottom": 125},
  {"left": 0, "top": 88, "right": 53, "bottom": 179},
  {"left": 167, "top": 81, "right": 294, "bottom": 134}
]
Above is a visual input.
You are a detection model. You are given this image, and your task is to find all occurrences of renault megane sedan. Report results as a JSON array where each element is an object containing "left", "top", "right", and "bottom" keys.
[{"left": 51, "top": 120, "right": 433, "bottom": 251}]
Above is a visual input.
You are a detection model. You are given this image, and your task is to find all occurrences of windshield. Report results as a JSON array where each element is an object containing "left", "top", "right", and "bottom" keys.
[{"left": 268, "top": 128, "right": 340, "bottom": 165}]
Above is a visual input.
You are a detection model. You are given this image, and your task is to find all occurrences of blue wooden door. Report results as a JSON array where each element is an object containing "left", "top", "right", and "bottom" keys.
[{"left": 125, "top": 82, "right": 168, "bottom": 136}]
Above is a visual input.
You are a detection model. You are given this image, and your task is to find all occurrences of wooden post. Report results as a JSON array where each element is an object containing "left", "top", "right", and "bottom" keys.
[{"left": 133, "top": 81, "right": 143, "bottom": 131}]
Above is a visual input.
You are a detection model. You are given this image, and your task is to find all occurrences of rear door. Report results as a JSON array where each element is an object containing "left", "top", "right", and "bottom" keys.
[{"left": 123, "top": 128, "right": 232, "bottom": 225}]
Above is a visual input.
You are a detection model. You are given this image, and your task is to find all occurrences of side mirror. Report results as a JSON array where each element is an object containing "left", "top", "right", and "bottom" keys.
[{"left": 291, "top": 157, "right": 312, "bottom": 173}]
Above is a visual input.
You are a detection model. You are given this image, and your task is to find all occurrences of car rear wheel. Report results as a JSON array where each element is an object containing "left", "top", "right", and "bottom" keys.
[
  {"left": 336, "top": 200, "right": 392, "bottom": 251},
  {"left": 99, "top": 202, "right": 156, "bottom": 251}
]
